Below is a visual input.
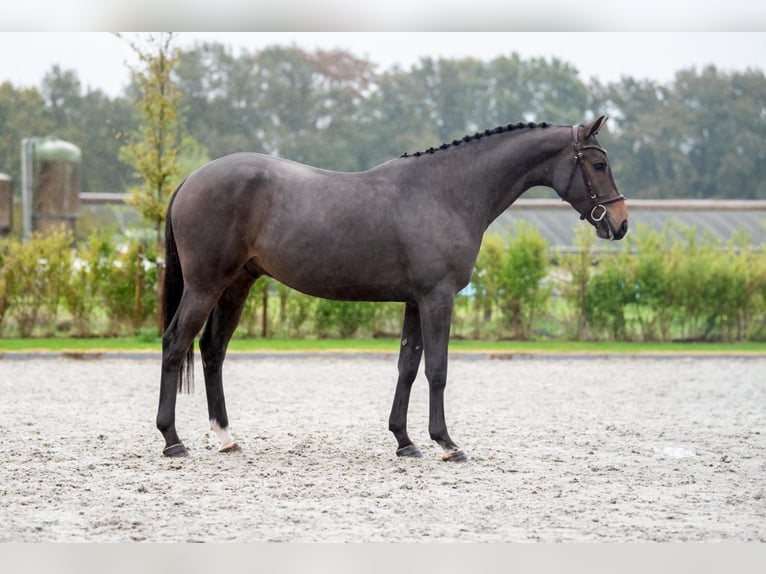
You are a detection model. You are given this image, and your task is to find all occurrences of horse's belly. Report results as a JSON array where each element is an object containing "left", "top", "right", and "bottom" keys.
[
  {"left": 249, "top": 208, "right": 471, "bottom": 303},
  {"left": 262, "top": 251, "right": 409, "bottom": 302}
]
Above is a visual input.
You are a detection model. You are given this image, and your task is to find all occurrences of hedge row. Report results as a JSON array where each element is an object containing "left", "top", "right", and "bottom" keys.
[
  {"left": 0, "top": 229, "right": 157, "bottom": 337},
  {"left": 1, "top": 223, "right": 765, "bottom": 341},
  {"left": 560, "top": 224, "right": 766, "bottom": 342}
]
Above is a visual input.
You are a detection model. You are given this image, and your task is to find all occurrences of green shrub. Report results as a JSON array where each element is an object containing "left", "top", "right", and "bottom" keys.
[
  {"left": 234, "top": 277, "right": 311, "bottom": 338},
  {"left": 703, "top": 231, "right": 763, "bottom": 341},
  {"left": 472, "top": 234, "right": 505, "bottom": 338},
  {"left": 314, "top": 299, "right": 377, "bottom": 338},
  {"left": 660, "top": 227, "right": 766, "bottom": 342},
  {"left": 624, "top": 224, "right": 676, "bottom": 341},
  {"left": 101, "top": 236, "right": 157, "bottom": 335},
  {"left": 279, "top": 284, "right": 319, "bottom": 338},
  {"left": 501, "top": 223, "right": 551, "bottom": 338},
  {"left": 560, "top": 226, "right": 597, "bottom": 339},
  {"left": 472, "top": 224, "right": 550, "bottom": 339},
  {"left": 576, "top": 224, "right": 766, "bottom": 343},
  {"left": 0, "top": 228, "right": 72, "bottom": 336},
  {"left": 63, "top": 231, "right": 116, "bottom": 336},
  {"left": 236, "top": 277, "right": 269, "bottom": 338},
  {"left": 0, "top": 241, "right": 11, "bottom": 332},
  {"left": 584, "top": 252, "right": 634, "bottom": 340},
  {"left": 670, "top": 227, "right": 717, "bottom": 340}
]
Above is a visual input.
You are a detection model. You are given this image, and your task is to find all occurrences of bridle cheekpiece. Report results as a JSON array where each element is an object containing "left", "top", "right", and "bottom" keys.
[{"left": 563, "top": 124, "right": 626, "bottom": 222}]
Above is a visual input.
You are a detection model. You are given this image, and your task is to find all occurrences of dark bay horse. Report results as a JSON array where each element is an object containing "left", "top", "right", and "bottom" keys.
[{"left": 157, "top": 116, "right": 628, "bottom": 461}]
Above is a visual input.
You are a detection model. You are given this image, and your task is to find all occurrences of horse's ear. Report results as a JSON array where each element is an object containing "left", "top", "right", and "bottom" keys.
[{"left": 585, "top": 115, "right": 607, "bottom": 138}]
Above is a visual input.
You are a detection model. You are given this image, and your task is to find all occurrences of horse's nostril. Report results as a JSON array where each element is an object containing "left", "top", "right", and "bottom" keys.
[{"left": 615, "top": 219, "right": 628, "bottom": 239}]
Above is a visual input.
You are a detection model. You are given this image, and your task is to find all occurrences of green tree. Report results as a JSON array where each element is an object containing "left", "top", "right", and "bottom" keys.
[
  {"left": 118, "top": 33, "right": 186, "bottom": 334},
  {"left": 673, "top": 67, "right": 766, "bottom": 199},
  {"left": 41, "top": 66, "right": 82, "bottom": 132},
  {"left": 177, "top": 44, "right": 377, "bottom": 171},
  {"left": 593, "top": 66, "right": 766, "bottom": 200},
  {"left": 0, "top": 82, "right": 52, "bottom": 182},
  {"left": 590, "top": 77, "right": 692, "bottom": 199},
  {"left": 42, "top": 66, "right": 137, "bottom": 193},
  {"left": 358, "top": 65, "right": 438, "bottom": 164},
  {"left": 175, "top": 42, "right": 255, "bottom": 159},
  {"left": 486, "top": 54, "right": 588, "bottom": 124},
  {"left": 118, "top": 32, "right": 183, "bottom": 246}
]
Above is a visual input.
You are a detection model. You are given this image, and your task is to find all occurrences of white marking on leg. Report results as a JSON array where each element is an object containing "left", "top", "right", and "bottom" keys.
[{"left": 210, "top": 419, "right": 237, "bottom": 451}]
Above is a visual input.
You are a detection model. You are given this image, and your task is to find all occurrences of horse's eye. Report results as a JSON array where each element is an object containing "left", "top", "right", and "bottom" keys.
[{"left": 594, "top": 162, "right": 606, "bottom": 172}]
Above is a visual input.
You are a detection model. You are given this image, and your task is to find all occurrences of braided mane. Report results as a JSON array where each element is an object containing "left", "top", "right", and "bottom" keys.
[{"left": 400, "top": 121, "right": 552, "bottom": 159}]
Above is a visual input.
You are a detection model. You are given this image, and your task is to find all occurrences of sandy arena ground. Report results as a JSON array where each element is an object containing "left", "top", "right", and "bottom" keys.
[{"left": 0, "top": 353, "right": 763, "bottom": 542}]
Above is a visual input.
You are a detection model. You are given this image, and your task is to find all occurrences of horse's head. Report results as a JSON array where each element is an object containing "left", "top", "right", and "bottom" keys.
[{"left": 553, "top": 116, "right": 628, "bottom": 240}]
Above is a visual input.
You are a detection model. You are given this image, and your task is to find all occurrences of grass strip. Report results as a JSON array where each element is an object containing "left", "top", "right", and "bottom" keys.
[{"left": 0, "top": 337, "right": 764, "bottom": 355}]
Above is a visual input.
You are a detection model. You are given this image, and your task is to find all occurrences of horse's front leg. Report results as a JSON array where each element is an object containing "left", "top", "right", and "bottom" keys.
[
  {"left": 389, "top": 302, "right": 424, "bottom": 458},
  {"left": 419, "top": 290, "right": 467, "bottom": 463}
]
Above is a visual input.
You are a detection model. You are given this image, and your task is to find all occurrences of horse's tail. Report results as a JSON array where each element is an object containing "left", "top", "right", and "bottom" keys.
[{"left": 162, "top": 181, "right": 194, "bottom": 394}]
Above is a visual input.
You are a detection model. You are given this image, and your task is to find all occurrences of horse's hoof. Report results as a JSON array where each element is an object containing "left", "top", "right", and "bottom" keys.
[
  {"left": 219, "top": 442, "right": 241, "bottom": 453},
  {"left": 442, "top": 449, "right": 468, "bottom": 463},
  {"left": 396, "top": 444, "right": 423, "bottom": 458},
  {"left": 163, "top": 443, "right": 189, "bottom": 457}
]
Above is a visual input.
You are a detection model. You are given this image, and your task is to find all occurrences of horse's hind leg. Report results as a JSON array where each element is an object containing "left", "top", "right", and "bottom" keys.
[
  {"left": 199, "top": 269, "right": 257, "bottom": 453},
  {"left": 389, "top": 302, "right": 424, "bottom": 458},
  {"left": 158, "top": 289, "right": 219, "bottom": 457}
]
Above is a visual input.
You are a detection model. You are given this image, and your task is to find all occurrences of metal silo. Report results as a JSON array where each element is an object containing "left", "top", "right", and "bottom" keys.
[{"left": 21, "top": 137, "right": 82, "bottom": 238}]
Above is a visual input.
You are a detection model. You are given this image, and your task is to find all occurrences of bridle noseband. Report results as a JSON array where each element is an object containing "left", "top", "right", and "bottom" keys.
[{"left": 563, "top": 124, "right": 625, "bottom": 222}]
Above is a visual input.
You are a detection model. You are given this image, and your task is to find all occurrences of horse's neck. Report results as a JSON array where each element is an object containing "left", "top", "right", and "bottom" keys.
[{"left": 442, "top": 127, "right": 568, "bottom": 229}]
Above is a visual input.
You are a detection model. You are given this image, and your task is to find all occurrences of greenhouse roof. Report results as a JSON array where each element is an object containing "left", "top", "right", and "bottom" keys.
[
  {"left": 77, "top": 194, "right": 766, "bottom": 251},
  {"left": 491, "top": 199, "right": 766, "bottom": 251}
]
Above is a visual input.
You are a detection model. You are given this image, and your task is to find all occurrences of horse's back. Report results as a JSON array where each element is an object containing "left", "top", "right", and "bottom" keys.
[{"left": 170, "top": 153, "right": 402, "bottom": 296}]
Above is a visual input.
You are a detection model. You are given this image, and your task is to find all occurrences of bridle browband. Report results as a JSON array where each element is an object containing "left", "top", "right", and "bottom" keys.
[{"left": 563, "top": 124, "right": 626, "bottom": 222}]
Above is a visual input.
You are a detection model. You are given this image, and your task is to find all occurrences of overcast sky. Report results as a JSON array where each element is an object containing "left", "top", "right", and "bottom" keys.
[{"left": 0, "top": 32, "right": 763, "bottom": 98}]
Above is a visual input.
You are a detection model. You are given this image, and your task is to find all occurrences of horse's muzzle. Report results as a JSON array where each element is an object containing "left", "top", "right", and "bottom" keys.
[
  {"left": 613, "top": 219, "right": 629, "bottom": 240},
  {"left": 596, "top": 217, "right": 628, "bottom": 240}
]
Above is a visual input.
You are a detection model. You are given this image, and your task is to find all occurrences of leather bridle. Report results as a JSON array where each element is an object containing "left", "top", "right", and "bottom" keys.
[{"left": 563, "top": 124, "right": 626, "bottom": 222}]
